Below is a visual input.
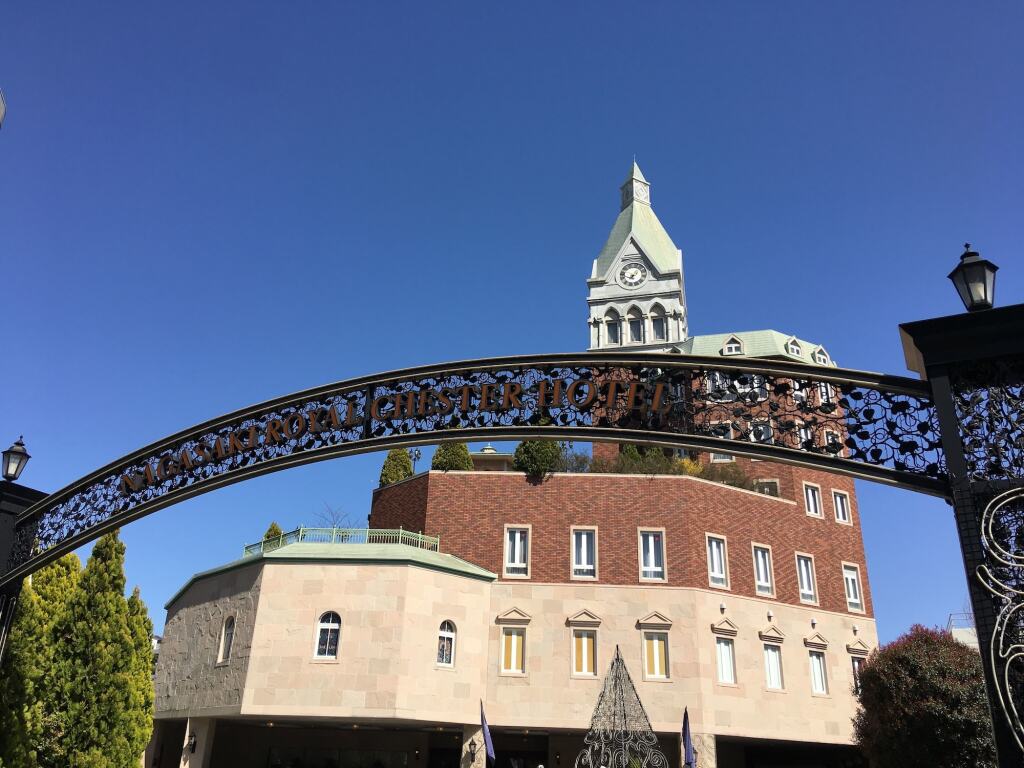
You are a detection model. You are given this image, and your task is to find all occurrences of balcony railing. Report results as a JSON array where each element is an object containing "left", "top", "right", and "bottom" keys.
[{"left": 242, "top": 527, "right": 440, "bottom": 558}]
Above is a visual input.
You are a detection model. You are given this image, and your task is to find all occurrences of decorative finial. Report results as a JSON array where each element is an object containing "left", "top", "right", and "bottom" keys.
[{"left": 964, "top": 242, "right": 972, "bottom": 253}]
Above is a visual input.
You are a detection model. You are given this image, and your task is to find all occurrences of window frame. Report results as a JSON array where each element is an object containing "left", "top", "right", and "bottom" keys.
[
  {"left": 571, "top": 628, "right": 598, "bottom": 678},
  {"left": 715, "top": 637, "right": 737, "bottom": 685},
  {"left": 751, "top": 542, "right": 776, "bottom": 598},
  {"left": 824, "top": 429, "right": 844, "bottom": 457},
  {"left": 843, "top": 562, "right": 865, "bottom": 613},
  {"left": 851, "top": 656, "right": 865, "bottom": 694},
  {"left": 500, "top": 626, "right": 526, "bottom": 676},
  {"left": 651, "top": 315, "right": 667, "bottom": 341},
  {"left": 217, "top": 615, "right": 235, "bottom": 665},
  {"left": 642, "top": 630, "right": 670, "bottom": 681},
  {"left": 797, "top": 422, "right": 815, "bottom": 449},
  {"left": 753, "top": 478, "right": 780, "bottom": 497},
  {"left": 722, "top": 337, "right": 743, "bottom": 356},
  {"left": 627, "top": 313, "right": 644, "bottom": 344},
  {"left": 313, "top": 611, "right": 342, "bottom": 661},
  {"left": 796, "top": 553, "right": 819, "bottom": 605},
  {"left": 570, "top": 526, "right": 598, "bottom": 581},
  {"left": 637, "top": 528, "right": 667, "bottom": 583},
  {"left": 833, "top": 490, "right": 853, "bottom": 525},
  {"left": 437, "top": 620, "right": 457, "bottom": 668},
  {"left": 809, "top": 650, "right": 829, "bottom": 695},
  {"left": 803, "top": 482, "right": 823, "bottom": 518},
  {"left": 709, "top": 422, "right": 735, "bottom": 463},
  {"left": 605, "top": 312, "right": 621, "bottom": 346},
  {"left": 817, "top": 381, "right": 834, "bottom": 405},
  {"left": 503, "top": 524, "right": 532, "bottom": 579},
  {"left": 705, "top": 533, "right": 730, "bottom": 590},
  {"left": 763, "top": 642, "right": 784, "bottom": 691},
  {"left": 749, "top": 420, "right": 773, "bottom": 444}
]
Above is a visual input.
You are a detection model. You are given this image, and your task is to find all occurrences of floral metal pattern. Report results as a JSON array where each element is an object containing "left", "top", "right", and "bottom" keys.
[
  {"left": 4, "top": 353, "right": 947, "bottom": 585},
  {"left": 952, "top": 357, "right": 1024, "bottom": 482}
]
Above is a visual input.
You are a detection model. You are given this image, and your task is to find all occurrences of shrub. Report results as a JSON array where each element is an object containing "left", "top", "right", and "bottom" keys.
[
  {"left": 431, "top": 443, "right": 474, "bottom": 471},
  {"left": 379, "top": 448, "right": 414, "bottom": 486}
]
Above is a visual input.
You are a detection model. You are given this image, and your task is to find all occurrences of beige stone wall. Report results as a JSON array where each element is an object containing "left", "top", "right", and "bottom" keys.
[
  {"left": 155, "top": 562, "right": 263, "bottom": 717},
  {"left": 484, "top": 582, "right": 876, "bottom": 745},
  {"left": 240, "top": 561, "right": 490, "bottom": 724}
]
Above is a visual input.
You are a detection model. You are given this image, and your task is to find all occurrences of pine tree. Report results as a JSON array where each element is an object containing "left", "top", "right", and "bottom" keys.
[
  {"left": 125, "top": 587, "right": 154, "bottom": 761},
  {"left": 512, "top": 440, "right": 562, "bottom": 479},
  {"left": 56, "top": 531, "right": 145, "bottom": 767},
  {"left": 263, "top": 521, "right": 283, "bottom": 541},
  {"left": 430, "top": 443, "right": 473, "bottom": 471},
  {"left": 379, "top": 448, "right": 414, "bottom": 486},
  {"left": 0, "top": 580, "right": 45, "bottom": 767}
]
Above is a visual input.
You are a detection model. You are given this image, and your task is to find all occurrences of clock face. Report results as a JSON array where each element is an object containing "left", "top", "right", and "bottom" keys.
[{"left": 619, "top": 263, "right": 648, "bottom": 288}]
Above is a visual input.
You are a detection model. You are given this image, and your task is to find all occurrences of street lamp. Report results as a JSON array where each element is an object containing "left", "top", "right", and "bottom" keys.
[
  {"left": 949, "top": 243, "right": 999, "bottom": 312},
  {"left": 2, "top": 437, "right": 30, "bottom": 482},
  {"left": 408, "top": 448, "right": 422, "bottom": 473}
]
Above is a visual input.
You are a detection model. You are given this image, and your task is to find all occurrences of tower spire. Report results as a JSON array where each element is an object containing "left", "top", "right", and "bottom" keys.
[{"left": 620, "top": 161, "right": 651, "bottom": 210}]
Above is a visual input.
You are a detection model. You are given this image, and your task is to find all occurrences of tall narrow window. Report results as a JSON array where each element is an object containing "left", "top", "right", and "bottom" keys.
[
  {"left": 706, "top": 536, "right": 728, "bottom": 588},
  {"left": 716, "top": 638, "right": 736, "bottom": 684},
  {"left": 219, "top": 616, "right": 235, "bottom": 663},
  {"left": 804, "top": 484, "right": 822, "bottom": 517},
  {"left": 851, "top": 656, "right": 865, "bottom": 694},
  {"left": 573, "top": 630, "right": 597, "bottom": 676},
  {"left": 501, "top": 627, "right": 525, "bottom": 673},
  {"left": 818, "top": 382, "right": 833, "bottom": 404},
  {"left": 833, "top": 491, "right": 851, "bottom": 523},
  {"left": 643, "top": 632, "right": 669, "bottom": 679},
  {"left": 797, "top": 424, "right": 814, "bottom": 449},
  {"left": 764, "top": 644, "right": 784, "bottom": 690},
  {"left": 652, "top": 316, "right": 666, "bottom": 341},
  {"left": 572, "top": 529, "right": 596, "bottom": 578},
  {"left": 315, "top": 612, "right": 341, "bottom": 659},
  {"left": 824, "top": 431, "right": 843, "bottom": 455},
  {"left": 639, "top": 531, "right": 665, "bottom": 581},
  {"left": 809, "top": 650, "right": 829, "bottom": 694},
  {"left": 843, "top": 565, "right": 864, "bottom": 612},
  {"left": 605, "top": 311, "right": 621, "bottom": 346},
  {"left": 437, "top": 620, "right": 456, "bottom": 667},
  {"left": 628, "top": 310, "right": 644, "bottom": 343},
  {"left": 797, "top": 555, "right": 817, "bottom": 604},
  {"left": 505, "top": 527, "right": 529, "bottom": 577},
  {"left": 792, "top": 380, "right": 809, "bottom": 405},
  {"left": 710, "top": 424, "right": 734, "bottom": 462},
  {"left": 753, "top": 546, "right": 774, "bottom": 596}
]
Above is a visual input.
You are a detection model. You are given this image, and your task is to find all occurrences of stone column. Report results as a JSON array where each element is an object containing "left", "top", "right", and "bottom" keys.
[
  {"left": 691, "top": 733, "right": 716, "bottom": 768},
  {"left": 462, "top": 724, "right": 486, "bottom": 768},
  {"left": 179, "top": 718, "right": 217, "bottom": 768}
]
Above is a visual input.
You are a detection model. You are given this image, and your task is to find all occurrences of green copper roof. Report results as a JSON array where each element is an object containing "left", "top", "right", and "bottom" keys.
[
  {"left": 681, "top": 330, "right": 834, "bottom": 365},
  {"left": 593, "top": 201, "right": 681, "bottom": 278},
  {"left": 165, "top": 542, "right": 496, "bottom": 608}
]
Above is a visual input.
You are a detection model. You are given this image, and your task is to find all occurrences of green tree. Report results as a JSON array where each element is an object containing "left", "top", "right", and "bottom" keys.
[
  {"left": 56, "top": 531, "right": 149, "bottom": 767},
  {"left": 431, "top": 443, "right": 473, "bottom": 471},
  {"left": 263, "top": 521, "right": 283, "bottom": 541},
  {"left": 512, "top": 440, "right": 562, "bottom": 479},
  {"left": 125, "top": 587, "right": 154, "bottom": 760},
  {"left": 379, "top": 448, "right": 414, "bottom": 486},
  {"left": 854, "top": 624, "right": 996, "bottom": 768}
]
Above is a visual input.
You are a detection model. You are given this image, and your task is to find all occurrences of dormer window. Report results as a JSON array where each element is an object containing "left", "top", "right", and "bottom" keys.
[
  {"left": 813, "top": 348, "right": 830, "bottom": 365},
  {"left": 722, "top": 337, "right": 743, "bottom": 356},
  {"left": 786, "top": 339, "right": 802, "bottom": 356}
]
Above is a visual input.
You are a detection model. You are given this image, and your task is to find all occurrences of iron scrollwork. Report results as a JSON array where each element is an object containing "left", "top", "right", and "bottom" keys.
[
  {"left": 5, "top": 353, "right": 947, "bottom": 585},
  {"left": 952, "top": 357, "right": 1024, "bottom": 482}
]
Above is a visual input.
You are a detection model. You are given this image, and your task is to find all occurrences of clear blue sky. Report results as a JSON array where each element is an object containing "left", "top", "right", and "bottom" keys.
[{"left": 2, "top": 3, "right": 1022, "bottom": 639}]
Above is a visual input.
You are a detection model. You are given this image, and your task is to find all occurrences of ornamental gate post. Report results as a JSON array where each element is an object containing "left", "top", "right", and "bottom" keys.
[{"left": 901, "top": 303, "right": 1024, "bottom": 767}]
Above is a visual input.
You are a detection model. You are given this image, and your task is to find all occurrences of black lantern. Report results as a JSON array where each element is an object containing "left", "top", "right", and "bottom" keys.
[
  {"left": 2, "top": 437, "right": 30, "bottom": 482},
  {"left": 949, "top": 243, "right": 999, "bottom": 312},
  {"left": 468, "top": 739, "right": 478, "bottom": 763}
]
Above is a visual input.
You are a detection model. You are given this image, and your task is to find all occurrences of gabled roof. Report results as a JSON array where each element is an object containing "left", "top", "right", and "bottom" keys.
[
  {"left": 711, "top": 618, "right": 739, "bottom": 637},
  {"left": 496, "top": 607, "right": 532, "bottom": 625},
  {"left": 592, "top": 202, "right": 681, "bottom": 278},
  {"left": 758, "top": 624, "right": 786, "bottom": 643},
  {"left": 636, "top": 611, "right": 673, "bottom": 630},
  {"left": 847, "top": 639, "right": 872, "bottom": 657},
  {"left": 804, "top": 631, "right": 830, "bottom": 650},
  {"left": 681, "top": 330, "right": 838, "bottom": 366},
  {"left": 566, "top": 609, "right": 603, "bottom": 627}
]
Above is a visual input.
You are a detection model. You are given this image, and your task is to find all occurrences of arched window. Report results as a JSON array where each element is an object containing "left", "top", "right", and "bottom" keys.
[
  {"left": 315, "top": 611, "right": 341, "bottom": 659},
  {"left": 650, "top": 304, "right": 667, "bottom": 342},
  {"left": 437, "top": 620, "right": 456, "bottom": 667},
  {"left": 627, "top": 308, "right": 644, "bottom": 344},
  {"left": 219, "top": 616, "right": 235, "bottom": 662},
  {"left": 604, "top": 310, "right": 621, "bottom": 346}
]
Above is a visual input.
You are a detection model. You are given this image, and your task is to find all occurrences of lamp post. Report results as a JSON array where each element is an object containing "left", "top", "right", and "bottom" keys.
[
  {"left": 901, "top": 244, "right": 1024, "bottom": 766},
  {"left": 3, "top": 437, "right": 30, "bottom": 482},
  {"left": 408, "top": 448, "right": 422, "bottom": 473}
]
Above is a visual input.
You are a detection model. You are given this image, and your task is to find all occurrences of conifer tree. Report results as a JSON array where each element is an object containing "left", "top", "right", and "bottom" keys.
[
  {"left": 56, "top": 531, "right": 146, "bottom": 767},
  {"left": 512, "top": 440, "right": 562, "bottom": 479},
  {"left": 430, "top": 443, "right": 474, "bottom": 471},
  {"left": 0, "top": 580, "right": 45, "bottom": 767},
  {"left": 379, "top": 448, "right": 414, "bottom": 486},
  {"left": 263, "top": 521, "right": 284, "bottom": 540},
  {"left": 125, "top": 587, "right": 154, "bottom": 761}
]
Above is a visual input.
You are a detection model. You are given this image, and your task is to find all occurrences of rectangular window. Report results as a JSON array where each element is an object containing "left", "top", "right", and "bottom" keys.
[
  {"left": 706, "top": 535, "right": 728, "bottom": 588},
  {"left": 754, "top": 480, "right": 780, "bottom": 497},
  {"left": 753, "top": 545, "right": 774, "bottom": 596},
  {"left": 705, "top": 371, "right": 733, "bottom": 402},
  {"left": 716, "top": 638, "right": 736, "bottom": 684},
  {"left": 834, "top": 491, "right": 851, "bottom": 523},
  {"left": 573, "top": 630, "right": 597, "bottom": 676},
  {"left": 797, "top": 554, "right": 817, "bottom": 603},
  {"left": 643, "top": 631, "right": 669, "bottom": 679},
  {"left": 797, "top": 424, "right": 814, "bottom": 448},
  {"left": 824, "top": 430, "right": 843, "bottom": 455},
  {"left": 844, "top": 564, "right": 864, "bottom": 612},
  {"left": 764, "top": 644, "right": 784, "bottom": 690},
  {"left": 501, "top": 628, "right": 525, "bottom": 674},
  {"left": 804, "top": 484, "right": 822, "bottom": 517},
  {"left": 710, "top": 424, "right": 734, "bottom": 463},
  {"left": 572, "top": 528, "right": 597, "bottom": 578},
  {"left": 792, "top": 380, "right": 808, "bottom": 405},
  {"left": 851, "top": 656, "right": 865, "bottom": 694},
  {"left": 652, "top": 317, "right": 666, "bottom": 341},
  {"left": 629, "top": 318, "right": 643, "bottom": 343},
  {"left": 639, "top": 530, "right": 665, "bottom": 581},
  {"left": 818, "top": 382, "right": 833, "bottom": 405},
  {"left": 607, "top": 322, "right": 620, "bottom": 345},
  {"left": 505, "top": 527, "right": 529, "bottom": 577},
  {"left": 809, "top": 650, "right": 829, "bottom": 694},
  {"left": 750, "top": 421, "right": 773, "bottom": 444}
]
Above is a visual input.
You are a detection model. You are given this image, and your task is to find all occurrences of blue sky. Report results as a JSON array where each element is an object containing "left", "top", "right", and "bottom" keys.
[{"left": 2, "top": 3, "right": 1021, "bottom": 639}]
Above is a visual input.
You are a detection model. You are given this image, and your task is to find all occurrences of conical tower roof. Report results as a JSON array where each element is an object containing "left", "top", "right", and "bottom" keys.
[{"left": 587, "top": 646, "right": 653, "bottom": 733}]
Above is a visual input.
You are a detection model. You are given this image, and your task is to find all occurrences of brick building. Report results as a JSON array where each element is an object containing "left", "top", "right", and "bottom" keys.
[{"left": 147, "top": 164, "right": 876, "bottom": 768}]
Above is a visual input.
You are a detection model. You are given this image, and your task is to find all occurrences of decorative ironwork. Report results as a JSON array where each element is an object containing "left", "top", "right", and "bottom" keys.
[
  {"left": 574, "top": 646, "right": 669, "bottom": 768},
  {"left": 978, "top": 486, "right": 1024, "bottom": 751},
  {"left": 951, "top": 356, "right": 1024, "bottom": 482},
  {"left": 3, "top": 352, "right": 948, "bottom": 586}
]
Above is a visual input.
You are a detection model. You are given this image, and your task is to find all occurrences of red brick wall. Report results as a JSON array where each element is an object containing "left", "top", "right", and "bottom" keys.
[{"left": 370, "top": 468, "right": 871, "bottom": 617}]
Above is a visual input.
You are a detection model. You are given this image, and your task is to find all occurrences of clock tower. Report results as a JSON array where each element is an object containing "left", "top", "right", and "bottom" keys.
[{"left": 587, "top": 162, "right": 688, "bottom": 352}]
